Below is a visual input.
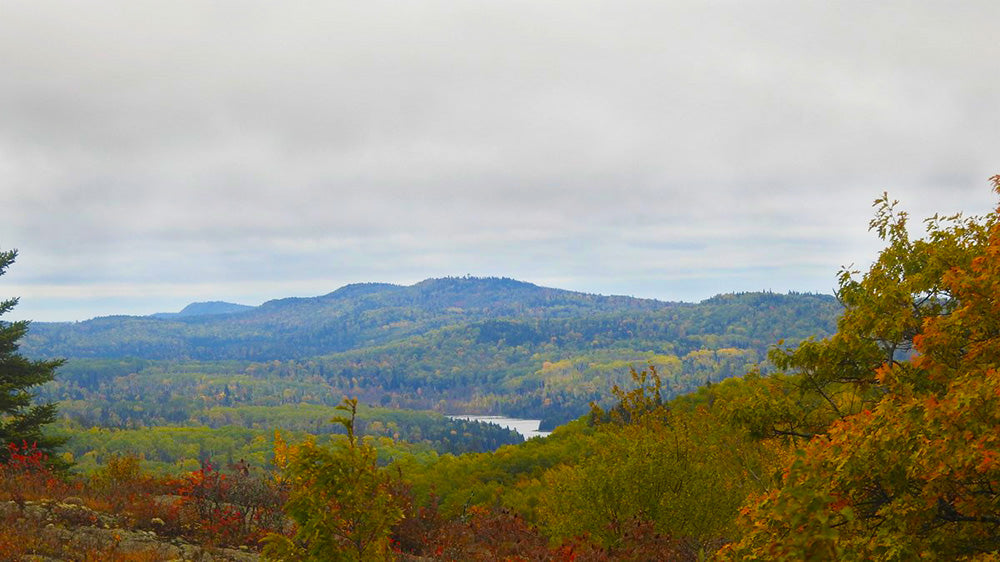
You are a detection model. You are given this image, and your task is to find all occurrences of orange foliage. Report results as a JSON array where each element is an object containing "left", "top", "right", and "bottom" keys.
[{"left": 723, "top": 177, "right": 1000, "bottom": 560}]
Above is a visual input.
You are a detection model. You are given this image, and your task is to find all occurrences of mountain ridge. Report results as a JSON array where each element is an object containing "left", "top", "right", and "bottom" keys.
[
  {"left": 32, "top": 276, "right": 841, "bottom": 428},
  {"left": 22, "top": 277, "right": 837, "bottom": 365}
]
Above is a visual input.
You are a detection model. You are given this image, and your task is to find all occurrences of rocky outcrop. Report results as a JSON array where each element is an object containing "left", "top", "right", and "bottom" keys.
[{"left": 1, "top": 499, "right": 259, "bottom": 561}]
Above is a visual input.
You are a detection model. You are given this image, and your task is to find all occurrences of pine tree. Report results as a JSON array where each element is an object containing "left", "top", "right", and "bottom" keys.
[{"left": 0, "top": 249, "right": 65, "bottom": 465}]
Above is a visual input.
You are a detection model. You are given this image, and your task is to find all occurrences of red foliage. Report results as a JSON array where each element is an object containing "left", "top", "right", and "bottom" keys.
[
  {"left": 6, "top": 440, "right": 47, "bottom": 471},
  {"left": 174, "top": 460, "right": 286, "bottom": 548},
  {"left": 0, "top": 441, "right": 66, "bottom": 504}
]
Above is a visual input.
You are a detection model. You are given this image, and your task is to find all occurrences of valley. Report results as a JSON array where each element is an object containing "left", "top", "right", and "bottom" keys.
[{"left": 22, "top": 279, "right": 839, "bottom": 473}]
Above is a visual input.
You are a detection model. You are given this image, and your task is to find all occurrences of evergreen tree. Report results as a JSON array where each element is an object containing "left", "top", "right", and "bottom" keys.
[{"left": 0, "top": 249, "right": 64, "bottom": 465}]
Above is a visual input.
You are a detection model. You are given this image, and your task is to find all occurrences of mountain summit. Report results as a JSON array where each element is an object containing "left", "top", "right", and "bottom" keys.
[{"left": 152, "top": 301, "right": 255, "bottom": 319}]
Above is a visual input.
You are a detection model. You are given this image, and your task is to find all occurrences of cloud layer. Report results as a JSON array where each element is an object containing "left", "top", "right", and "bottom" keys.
[{"left": 2, "top": 1, "right": 998, "bottom": 320}]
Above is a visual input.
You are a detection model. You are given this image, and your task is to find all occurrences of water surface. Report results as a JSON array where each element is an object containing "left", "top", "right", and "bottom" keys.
[{"left": 447, "top": 415, "right": 552, "bottom": 439}]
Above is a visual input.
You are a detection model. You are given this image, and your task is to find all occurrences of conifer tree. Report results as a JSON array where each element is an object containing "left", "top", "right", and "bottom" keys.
[{"left": 0, "top": 249, "right": 64, "bottom": 464}]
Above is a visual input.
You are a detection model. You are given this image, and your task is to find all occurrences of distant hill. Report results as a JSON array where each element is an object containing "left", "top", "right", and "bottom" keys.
[
  {"left": 151, "top": 301, "right": 255, "bottom": 319},
  {"left": 28, "top": 277, "right": 841, "bottom": 427},
  {"left": 23, "top": 277, "right": 681, "bottom": 361}
]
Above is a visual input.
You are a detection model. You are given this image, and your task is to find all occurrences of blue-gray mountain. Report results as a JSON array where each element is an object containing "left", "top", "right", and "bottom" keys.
[{"left": 150, "top": 301, "right": 255, "bottom": 319}]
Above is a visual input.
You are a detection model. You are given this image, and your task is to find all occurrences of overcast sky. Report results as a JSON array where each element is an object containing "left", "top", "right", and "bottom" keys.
[{"left": 2, "top": 1, "right": 998, "bottom": 322}]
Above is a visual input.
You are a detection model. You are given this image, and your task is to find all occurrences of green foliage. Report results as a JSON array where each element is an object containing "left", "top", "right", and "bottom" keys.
[
  {"left": 0, "top": 249, "right": 65, "bottom": 467},
  {"left": 399, "top": 419, "right": 595, "bottom": 520},
  {"left": 53, "top": 401, "right": 524, "bottom": 475},
  {"left": 539, "top": 367, "right": 776, "bottom": 555},
  {"left": 60, "top": 424, "right": 281, "bottom": 474},
  {"left": 263, "top": 398, "right": 404, "bottom": 561}
]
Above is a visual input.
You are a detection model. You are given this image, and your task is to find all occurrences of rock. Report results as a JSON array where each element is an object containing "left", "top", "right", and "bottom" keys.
[
  {"left": 23, "top": 503, "right": 47, "bottom": 521},
  {"left": 8, "top": 496, "right": 261, "bottom": 561},
  {"left": 0, "top": 500, "right": 18, "bottom": 518},
  {"left": 53, "top": 502, "right": 99, "bottom": 526}
]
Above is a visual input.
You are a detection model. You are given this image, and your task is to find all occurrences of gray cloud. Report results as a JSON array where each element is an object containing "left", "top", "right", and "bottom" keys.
[{"left": 2, "top": 1, "right": 998, "bottom": 320}]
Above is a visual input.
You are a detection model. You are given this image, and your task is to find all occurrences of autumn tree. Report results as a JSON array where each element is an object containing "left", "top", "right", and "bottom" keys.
[
  {"left": 0, "top": 249, "right": 64, "bottom": 465},
  {"left": 262, "top": 397, "right": 404, "bottom": 561},
  {"left": 721, "top": 177, "right": 1000, "bottom": 559}
]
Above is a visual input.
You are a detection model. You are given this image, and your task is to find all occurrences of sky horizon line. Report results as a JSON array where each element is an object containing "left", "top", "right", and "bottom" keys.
[{"left": 9, "top": 272, "right": 843, "bottom": 324}]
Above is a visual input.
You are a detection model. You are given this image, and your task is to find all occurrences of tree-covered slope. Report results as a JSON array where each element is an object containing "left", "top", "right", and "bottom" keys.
[
  {"left": 31, "top": 282, "right": 840, "bottom": 428},
  {"left": 24, "top": 277, "right": 682, "bottom": 360},
  {"left": 24, "top": 278, "right": 835, "bottom": 362}
]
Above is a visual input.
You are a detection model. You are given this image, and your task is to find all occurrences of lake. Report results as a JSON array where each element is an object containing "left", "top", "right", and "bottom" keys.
[{"left": 447, "top": 415, "right": 552, "bottom": 440}]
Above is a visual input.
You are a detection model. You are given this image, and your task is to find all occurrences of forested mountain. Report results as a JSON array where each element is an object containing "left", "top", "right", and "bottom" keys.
[
  {"left": 26, "top": 279, "right": 839, "bottom": 429},
  {"left": 22, "top": 277, "right": 834, "bottom": 361}
]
